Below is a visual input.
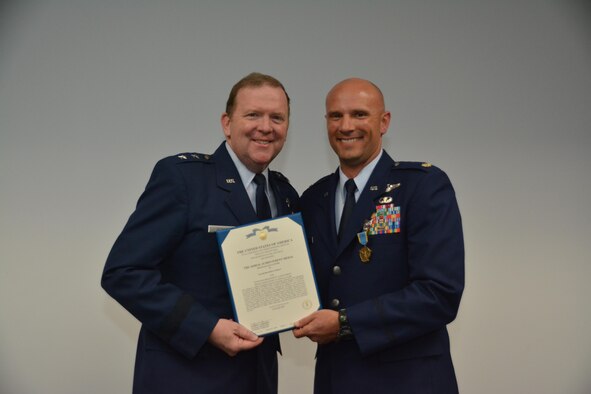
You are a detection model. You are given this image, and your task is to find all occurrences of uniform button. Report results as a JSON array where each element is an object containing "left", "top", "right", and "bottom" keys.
[
  {"left": 332, "top": 266, "right": 342, "bottom": 275},
  {"left": 331, "top": 299, "right": 340, "bottom": 308}
]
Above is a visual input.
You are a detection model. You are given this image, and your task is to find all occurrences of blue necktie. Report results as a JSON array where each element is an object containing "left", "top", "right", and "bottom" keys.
[
  {"left": 338, "top": 178, "right": 357, "bottom": 241},
  {"left": 254, "top": 174, "right": 272, "bottom": 220}
]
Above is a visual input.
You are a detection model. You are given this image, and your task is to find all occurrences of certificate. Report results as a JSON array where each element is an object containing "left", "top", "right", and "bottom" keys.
[{"left": 216, "top": 213, "right": 320, "bottom": 336}]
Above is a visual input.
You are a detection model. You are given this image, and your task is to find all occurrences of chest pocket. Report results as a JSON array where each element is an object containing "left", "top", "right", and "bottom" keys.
[{"left": 368, "top": 232, "right": 405, "bottom": 245}]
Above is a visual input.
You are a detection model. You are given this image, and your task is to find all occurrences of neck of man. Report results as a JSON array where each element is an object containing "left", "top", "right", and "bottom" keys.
[{"left": 339, "top": 148, "right": 382, "bottom": 179}]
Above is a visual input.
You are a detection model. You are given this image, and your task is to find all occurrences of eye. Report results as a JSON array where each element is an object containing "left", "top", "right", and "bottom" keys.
[
  {"left": 271, "top": 114, "right": 286, "bottom": 123},
  {"left": 245, "top": 112, "right": 260, "bottom": 119},
  {"left": 353, "top": 111, "right": 368, "bottom": 119},
  {"left": 327, "top": 112, "right": 342, "bottom": 120}
]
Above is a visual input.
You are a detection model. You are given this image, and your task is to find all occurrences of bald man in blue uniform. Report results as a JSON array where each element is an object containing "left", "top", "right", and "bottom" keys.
[
  {"left": 294, "top": 78, "right": 464, "bottom": 393},
  {"left": 102, "top": 73, "right": 299, "bottom": 394}
]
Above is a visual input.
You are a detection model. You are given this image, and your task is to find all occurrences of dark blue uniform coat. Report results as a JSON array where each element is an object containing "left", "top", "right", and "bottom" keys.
[
  {"left": 300, "top": 151, "right": 464, "bottom": 394},
  {"left": 102, "top": 142, "right": 299, "bottom": 394}
]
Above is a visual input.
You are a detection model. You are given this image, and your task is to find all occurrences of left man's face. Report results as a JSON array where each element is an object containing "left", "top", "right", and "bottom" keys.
[{"left": 222, "top": 85, "right": 289, "bottom": 173}]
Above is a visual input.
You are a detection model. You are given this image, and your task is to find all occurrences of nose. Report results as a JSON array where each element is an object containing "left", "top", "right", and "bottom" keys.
[
  {"left": 259, "top": 115, "right": 273, "bottom": 133},
  {"left": 340, "top": 115, "right": 354, "bottom": 132}
]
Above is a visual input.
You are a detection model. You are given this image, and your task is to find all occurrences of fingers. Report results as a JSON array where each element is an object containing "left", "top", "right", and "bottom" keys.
[
  {"left": 293, "top": 312, "right": 317, "bottom": 339},
  {"left": 234, "top": 323, "right": 259, "bottom": 342},
  {"left": 209, "top": 319, "right": 264, "bottom": 356},
  {"left": 292, "top": 310, "right": 340, "bottom": 344},
  {"left": 229, "top": 327, "right": 263, "bottom": 356},
  {"left": 292, "top": 325, "right": 307, "bottom": 338},
  {"left": 223, "top": 336, "right": 263, "bottom": 357},
  {"left": 294, "top": 312, "right": 316, "bottom": 329},
  {"left": 237, "top": 335, "right": 264, "bottom": 350}
]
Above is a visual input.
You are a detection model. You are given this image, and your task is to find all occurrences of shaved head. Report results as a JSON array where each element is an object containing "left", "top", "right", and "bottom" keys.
[
  {"left": 326, "top": 78, "right": 386, "bottom": 112},
  {"left": 324, "top": 77, "right": 391, "bottom": 178}
]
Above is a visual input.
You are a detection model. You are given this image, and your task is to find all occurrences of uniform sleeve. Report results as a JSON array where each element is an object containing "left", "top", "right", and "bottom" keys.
[
  {"left": 101, "top": 159, "right": 218, "bottom": 359},
  {"left": 347, "top": 169, "right": 464, "bottom": 356}
]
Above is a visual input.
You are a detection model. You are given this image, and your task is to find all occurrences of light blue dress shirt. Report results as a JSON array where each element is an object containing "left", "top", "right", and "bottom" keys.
[
  {"left": 334, "top": 150, "right": 383, "bottom": 231},
  {"left": 225, "top": 142, "right": 278, "bottom": 218}
]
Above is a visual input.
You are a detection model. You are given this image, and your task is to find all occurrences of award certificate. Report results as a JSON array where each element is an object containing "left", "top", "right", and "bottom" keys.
[{"left": 216, "top": 213, "right": 320, "bottom": 336}]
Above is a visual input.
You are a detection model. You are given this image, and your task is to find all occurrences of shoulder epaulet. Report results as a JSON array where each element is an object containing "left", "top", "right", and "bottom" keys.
[
  {"left": 269, "top": 170, "right": 290, "bottom": 183},
  {"left": 392, "top": 161, "right": 437, "bottom": 172},
  {"left": 172, "top": 152, "right": 214, "bottom": 163}
]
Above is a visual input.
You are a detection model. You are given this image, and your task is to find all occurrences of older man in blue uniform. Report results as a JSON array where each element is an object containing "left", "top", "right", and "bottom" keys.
[
  {"left": 102, "top": 73, "right": 299, "bottom": 394},
  {"left": 294, "top": 78, "right": 464, "bottom": 393}
]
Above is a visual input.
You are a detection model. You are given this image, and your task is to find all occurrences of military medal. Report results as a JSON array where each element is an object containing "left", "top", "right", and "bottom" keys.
[
  {"left": 359, "top": 246, "right": 372, "bottom": 263},
  {"left": 357, "top": 231, "right": 372, "bottom": 263}
]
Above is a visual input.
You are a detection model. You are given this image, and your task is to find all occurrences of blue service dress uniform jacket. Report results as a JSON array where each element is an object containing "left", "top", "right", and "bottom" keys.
[
  {"left": 300, "top": 151, "right": 464, "bottom": 394},
  {"left": 101, "top": 142, "right": 299, "bottom": 394}
]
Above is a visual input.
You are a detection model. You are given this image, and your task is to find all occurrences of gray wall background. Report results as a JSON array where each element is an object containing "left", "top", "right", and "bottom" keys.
[{"left": 1, "top": 1, "right": 590, "bottom": 393}]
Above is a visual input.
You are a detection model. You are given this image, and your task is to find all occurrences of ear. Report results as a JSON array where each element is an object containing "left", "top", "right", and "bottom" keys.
[
  {"left": 380, "top": 111, "right": 391, "bottom": 136},
  {"left": 221, "top": 113, "right": 231, "bottom": 139}
]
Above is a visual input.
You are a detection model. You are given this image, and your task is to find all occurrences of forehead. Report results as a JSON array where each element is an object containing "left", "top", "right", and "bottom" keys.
[
  {"left": 234, "top": 85, "right": 288, "bottom": 111},
  {"left": 326, "top": 83, "right": 383, "bottom": 111}
]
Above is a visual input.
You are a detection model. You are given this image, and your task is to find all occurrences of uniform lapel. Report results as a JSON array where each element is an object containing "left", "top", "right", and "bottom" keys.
[
  {"left": 213, "top": 143, "right": 258, "bottom": 224},
  {"left": 326, "top": 172, "right": 339, "bottom": 246},
  {"left": 269, "top": 177, "right": 294, "bottom": 216},
  {"left": 312, "top": 170, "right": 339, "bottom": 250}
]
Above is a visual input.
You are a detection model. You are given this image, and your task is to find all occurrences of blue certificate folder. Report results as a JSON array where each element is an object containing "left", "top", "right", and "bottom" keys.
[{"left": 216, "top": 213, "right": 321, "bottom": 336}]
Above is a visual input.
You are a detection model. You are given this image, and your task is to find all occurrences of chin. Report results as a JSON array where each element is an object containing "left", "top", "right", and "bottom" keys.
[
  {"left": 338, "top": 151, "right": 360, "bottom": 161},
  {"left": 251, "top": 155, "right": 274, "bottom": 169}
]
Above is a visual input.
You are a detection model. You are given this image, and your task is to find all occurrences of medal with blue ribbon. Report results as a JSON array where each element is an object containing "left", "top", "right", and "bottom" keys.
[{"left": 357, "top": 230, "right": 372, "bottom": 263}]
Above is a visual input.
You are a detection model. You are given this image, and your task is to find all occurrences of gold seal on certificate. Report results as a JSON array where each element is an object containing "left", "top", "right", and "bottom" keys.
[{"left": 216, "top": 213, "right": 321, "bottom": 336}]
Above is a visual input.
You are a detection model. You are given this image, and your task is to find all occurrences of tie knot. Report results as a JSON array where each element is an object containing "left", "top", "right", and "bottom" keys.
[
  {"left": 254, "top": 173, "right": 266, "bottom": 188},
  {"left": 344, "top": 178, "right": 356, "bottom": 195}
]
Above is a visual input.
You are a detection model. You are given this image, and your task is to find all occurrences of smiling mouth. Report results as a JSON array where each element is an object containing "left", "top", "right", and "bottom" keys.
[
  {"left": 338, "top": 137, "right": 362, "bottom": 143},
  {"left": 253, "top": 139, "right": 272, "bottom": 145}
]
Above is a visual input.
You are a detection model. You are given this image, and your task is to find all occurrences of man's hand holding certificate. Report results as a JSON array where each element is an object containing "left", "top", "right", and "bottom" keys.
[{"left": 216, "top": 213, "right": 320, "bottom": 336}]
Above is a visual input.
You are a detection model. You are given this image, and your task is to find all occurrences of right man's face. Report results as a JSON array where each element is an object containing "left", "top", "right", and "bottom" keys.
[
  {"left": 221, "top": 85, "right": 289, "bottom": 174},
  {"left": 325, "top": 81, "right": 390, "bottom": 175}
]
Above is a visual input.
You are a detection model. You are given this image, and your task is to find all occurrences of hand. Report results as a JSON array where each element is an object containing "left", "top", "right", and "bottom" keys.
[
  {"left": 208, "top": 319, "right": 264, "bottom": 356},
  {"left": 292, "top": 309, "right": 339, "bottom": 344}
]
